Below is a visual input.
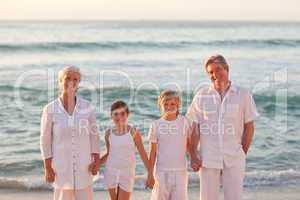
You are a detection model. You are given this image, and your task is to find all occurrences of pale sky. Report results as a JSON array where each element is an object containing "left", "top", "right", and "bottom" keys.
[{"left": 1, "top": 0, "right": 300, "bottom": 21}]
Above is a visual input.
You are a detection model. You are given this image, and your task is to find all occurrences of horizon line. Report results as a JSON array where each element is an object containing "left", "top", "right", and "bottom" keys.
[{"left": 0, "top": 19, "right": 300, "bottom": 23}]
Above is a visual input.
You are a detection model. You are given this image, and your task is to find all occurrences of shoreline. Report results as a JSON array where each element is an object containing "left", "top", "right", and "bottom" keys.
[{"left": 1, "top": 186, "right": 300, "bottom": 200}]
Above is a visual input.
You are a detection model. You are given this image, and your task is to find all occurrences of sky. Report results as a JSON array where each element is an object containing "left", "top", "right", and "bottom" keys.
[{"left": 1, "top": 0, "right": 300, "bottom": 21}]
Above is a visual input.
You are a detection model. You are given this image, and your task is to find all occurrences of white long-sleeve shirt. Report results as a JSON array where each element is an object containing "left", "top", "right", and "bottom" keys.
[
  {"left": 40, "top": 97, "right": 100, "bottom": 189},
  {"left": 186, "top": 84, "right": 259, "bottom": 169}
]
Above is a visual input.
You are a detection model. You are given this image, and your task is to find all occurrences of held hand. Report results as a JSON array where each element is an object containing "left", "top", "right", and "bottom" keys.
[
  {"left": 93, "top": 159, "right": 101, "bottom": 175},
  {"left": 45, "top": 167, "right": 55, "bottom": 183},
  {"left": 145, "top": 174, "right": 155, "bottom": 189},
  {"left": 88, "top": 160, "right": 100, "bottom": 176},
  {"left": 88, "top": 163, "right": 95, "bottom": 175},
  {"left": 191, "top": 157, "right": 202, "bottom": 172}
]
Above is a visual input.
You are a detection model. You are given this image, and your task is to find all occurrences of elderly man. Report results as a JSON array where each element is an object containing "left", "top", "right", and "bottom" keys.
[{"left": 187, "top": 55, "right": 259, "bottom": 200}]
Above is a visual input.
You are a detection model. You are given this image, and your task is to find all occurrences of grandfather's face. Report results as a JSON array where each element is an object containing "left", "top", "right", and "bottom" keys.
[
  {"left": 60, "top": 71, "right": 80, "bottom": 94},
  {"left": 206, "top": 63, "right": 229, "bottom": 88}
]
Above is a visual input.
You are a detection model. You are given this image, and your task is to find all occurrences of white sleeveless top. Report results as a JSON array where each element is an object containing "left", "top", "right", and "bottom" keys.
[{"left": 105, "top": 127, "right": 136, "bottom": 175}]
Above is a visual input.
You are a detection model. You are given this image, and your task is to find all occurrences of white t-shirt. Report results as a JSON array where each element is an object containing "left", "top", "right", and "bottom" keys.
[{"left": 148, "top": 115, "right": 192, "bottom": 171}]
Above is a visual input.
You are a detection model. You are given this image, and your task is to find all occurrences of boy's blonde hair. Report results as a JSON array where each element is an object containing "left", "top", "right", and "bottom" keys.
[{"left": 157, "top": 90, "right": 181, "bottom": 115}]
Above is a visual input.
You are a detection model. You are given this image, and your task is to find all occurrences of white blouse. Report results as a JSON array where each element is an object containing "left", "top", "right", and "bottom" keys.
[{"left": 40, "top": 97, "right": 100, "bottom": 189}]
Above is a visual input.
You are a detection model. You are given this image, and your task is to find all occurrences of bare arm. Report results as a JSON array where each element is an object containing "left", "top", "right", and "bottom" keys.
[
  {"left": 44, "top": 158, "right": 52, "bottom": 169},
  {"left": 186, "top": 136, "right": 191, "bottom": 155},
  {"left": 242, "top": 121, "right": 255, "bottom": 155},
  {"left": 190, "top": 122, "right": 200, "bottom": 159},
  {"left": 133, "top": 129, "right": 150, "bottom": 171},
  {"left": 149, "top": 142, "right": 157, "bottom": 173},
  {"left": 189, "top": 121, "right": 202, "bottom": 171},
  {"left": 145, "top": 142, "right": 157, "bottom": 189},
  {"left": 100, "top": 130, "right": 110, "bottom": 165}
]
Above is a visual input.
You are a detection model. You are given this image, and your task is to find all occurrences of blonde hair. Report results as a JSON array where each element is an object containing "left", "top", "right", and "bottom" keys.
[
  {"left": 157, "top": 90, "right": 181, "bottom": 115},
  {"left": 204, "top": 54, "right": 229, "bottom": 71},
  {"left": 58, "top": 66, "right": 81, "bottom": 91}
]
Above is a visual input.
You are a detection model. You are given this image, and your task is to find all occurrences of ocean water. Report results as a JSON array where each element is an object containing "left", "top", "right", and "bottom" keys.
[{"left": 0, "top": 21, "right": 300, "bottom": 191}]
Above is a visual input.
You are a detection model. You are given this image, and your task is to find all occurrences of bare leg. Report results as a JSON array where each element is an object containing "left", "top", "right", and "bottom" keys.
[
  {"left": 53, "top": 189, "right": 74, "bottom": 200},
  {"left": 118, "top": 187, "right": 131, "bottom": 200},
  {"left": 108, "top": 188, "right": 117, "bottom": 200},
  {"left": 75, "top": 186, "right": 93, "bottom": 200}
]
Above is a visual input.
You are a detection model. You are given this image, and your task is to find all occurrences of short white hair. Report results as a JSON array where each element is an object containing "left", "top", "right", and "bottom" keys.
[{"left": 58, "top": 66, "right": 81, "bottom": 83}]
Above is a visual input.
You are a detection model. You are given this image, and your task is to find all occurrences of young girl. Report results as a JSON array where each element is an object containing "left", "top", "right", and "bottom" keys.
[
  {"left": 100, "top": 100, "right": 149, "bottom": 200},
  {"left": 147, "top": 90, "right": 192, "bottom": 200}
]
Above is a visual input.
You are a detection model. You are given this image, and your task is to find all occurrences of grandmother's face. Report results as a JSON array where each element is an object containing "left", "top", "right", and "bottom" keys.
[{"left": 60, "top": 71, "right": 80, "bottom": 94}]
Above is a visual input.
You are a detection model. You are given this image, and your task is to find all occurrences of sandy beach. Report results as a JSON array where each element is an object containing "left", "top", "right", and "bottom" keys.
[{"left": 1, "top": 186, "right": 300, "bottom": 200}]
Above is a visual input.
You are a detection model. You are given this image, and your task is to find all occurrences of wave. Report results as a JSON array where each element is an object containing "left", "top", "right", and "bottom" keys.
[
  {"left": 1, "top": 84, "right": 300, "bottom": 112},
  {"left": 1, "top": 169, "right": 299, "bottom": 191},
  {"left": 0, "top": 177, "right": 50, "bottom": 190},
  {"left": 1, "top": 39, "right": 300, "bottom": 53}
]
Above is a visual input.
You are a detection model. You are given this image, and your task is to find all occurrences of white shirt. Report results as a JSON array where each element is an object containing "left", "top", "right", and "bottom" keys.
[
  {"left": 148, "top": 115, "right": 192, "bottom": 171},
  {"left": 40, "top": 97, "right": 100, "bottom": 189},
  {"left": 186, "top": 84, "right": 259, "bottom": 169}
]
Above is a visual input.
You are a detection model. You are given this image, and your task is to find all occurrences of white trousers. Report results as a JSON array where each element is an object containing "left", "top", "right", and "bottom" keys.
[
  {"left": 53, "top": 185, "right": 93, "bottom": 200},
  {"left": 151, "top": 170, "right": 188, "bottom": 200},
  {"left": 200, "top": 158, "right": 246, "bottom": 200}
]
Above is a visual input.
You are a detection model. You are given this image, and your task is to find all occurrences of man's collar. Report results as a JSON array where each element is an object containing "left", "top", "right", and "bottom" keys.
[{"left": 208, "top": 81, "right": 237, "bottom": 94}]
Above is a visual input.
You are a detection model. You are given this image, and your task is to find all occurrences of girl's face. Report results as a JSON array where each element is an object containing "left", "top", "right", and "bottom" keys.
[
  {"left": 111, "top": 107, "right": 128, "bottom": 126},
  {"left": 161, "top": 98, "right": 179, "bottom": 116},
  {"left": 60, "top": 71, "right": 80, "bottom": 95}
]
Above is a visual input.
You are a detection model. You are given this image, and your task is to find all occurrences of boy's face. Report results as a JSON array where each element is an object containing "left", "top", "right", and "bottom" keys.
[
  {"left": 161, "top": 98, "right": 179, "bottom": 115},
  {"left": 111, "top": 107, "right": 128, "bottom": 125}
]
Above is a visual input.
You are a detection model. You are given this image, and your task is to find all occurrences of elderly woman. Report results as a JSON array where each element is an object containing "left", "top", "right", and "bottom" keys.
[{"left": 40, "top": 66, "right": 100, "bottom": 200}]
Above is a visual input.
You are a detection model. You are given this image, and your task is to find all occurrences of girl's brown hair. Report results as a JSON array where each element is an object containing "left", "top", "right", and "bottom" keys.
[{"left": 110, "top": 100, "right": 129, "bottom": 115}]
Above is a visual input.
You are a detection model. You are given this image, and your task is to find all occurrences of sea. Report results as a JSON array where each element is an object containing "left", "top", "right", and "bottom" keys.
[{"left": 0, "top": 20, "right": 299, "bottom": 191}]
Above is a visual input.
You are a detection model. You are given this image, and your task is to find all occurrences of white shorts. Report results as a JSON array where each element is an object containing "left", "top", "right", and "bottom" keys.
[
  {"left": 151, "top": 170, "right": 188, "bottom": 200},
  {"left": 104, "top": 167, "right": 135, "bottom": 192},
  {"left": 53, "top": 185, "right": 93, "bottom": 200}
]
